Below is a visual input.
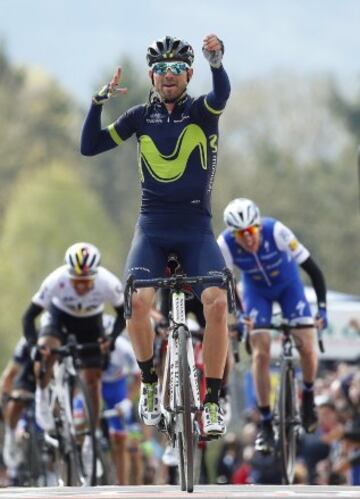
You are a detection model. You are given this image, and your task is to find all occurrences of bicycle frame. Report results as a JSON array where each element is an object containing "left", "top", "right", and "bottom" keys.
[
  {"left": 48, "top": 357, "right": 77, "bottom": 444},
  {"left": 163, "top": 290, "right": 201, "bottom": 415}
]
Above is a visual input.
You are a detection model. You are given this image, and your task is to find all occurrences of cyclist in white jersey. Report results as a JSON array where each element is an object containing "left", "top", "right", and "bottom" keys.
[{"left": 22, "top": 242, "right": 125, "bottom": 432}]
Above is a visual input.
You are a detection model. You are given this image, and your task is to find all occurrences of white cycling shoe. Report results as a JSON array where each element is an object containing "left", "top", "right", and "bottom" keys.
[
  {"left": 162, "top": 444, "right": 179, "bottom": 466},
  {"left": 202, "top": 402, "right": 226, "bottom": 436},
  {"left": 138, "top": 382, "right": 161, "bottom": 426}
]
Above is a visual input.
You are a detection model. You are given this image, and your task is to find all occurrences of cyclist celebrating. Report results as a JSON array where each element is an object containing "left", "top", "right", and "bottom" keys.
[
  {"left": 81, "top": 34, "right": 231, "bottom": 436},
  {"left": 217, "top": 198, "right": 328, "bottom": 453},
  {"left": 22, "top": 242, "right": 125, "bottom": 431}
]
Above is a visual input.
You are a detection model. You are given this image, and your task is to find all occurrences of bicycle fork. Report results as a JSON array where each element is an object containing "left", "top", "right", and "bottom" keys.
[{"left": 161, "top": 292, "right": 201, "bottom": 425}]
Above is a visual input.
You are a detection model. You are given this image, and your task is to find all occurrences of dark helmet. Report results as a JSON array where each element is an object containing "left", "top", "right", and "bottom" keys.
[{"left": 146, "top": 36, "right": 195, "bottom": 67}]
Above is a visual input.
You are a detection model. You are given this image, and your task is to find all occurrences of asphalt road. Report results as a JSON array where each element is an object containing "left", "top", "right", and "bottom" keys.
[{"left": 0, "top": 485, "right": 358, "bottom": 499}]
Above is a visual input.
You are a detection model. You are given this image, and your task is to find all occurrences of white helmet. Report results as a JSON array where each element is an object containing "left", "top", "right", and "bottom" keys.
[
  {"left": 65, "top": 242, "right": 101, "bottom": 277},
  {"left": 223, "top": 198, "right": 261, "bottom": 230}
]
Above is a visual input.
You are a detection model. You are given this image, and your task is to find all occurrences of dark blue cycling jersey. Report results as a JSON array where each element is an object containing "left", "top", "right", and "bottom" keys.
[{"left": 81, "top": 66, "right": 230, "bottom": 225}]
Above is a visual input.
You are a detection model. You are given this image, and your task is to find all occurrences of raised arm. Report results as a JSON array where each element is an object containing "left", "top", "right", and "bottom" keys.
[
  {"left": 80, "top": 67, "right": 128, "bottom": 156},
  {"left": 202, "top": 34, "right": 231, "bottom": 113}
]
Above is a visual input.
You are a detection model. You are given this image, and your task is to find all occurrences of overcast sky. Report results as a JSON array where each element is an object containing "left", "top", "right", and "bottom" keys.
[{"left": 1, "top": 0, "right": 360, "bottom": 104}]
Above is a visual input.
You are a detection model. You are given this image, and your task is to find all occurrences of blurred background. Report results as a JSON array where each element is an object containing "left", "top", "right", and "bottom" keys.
[{"left": 0, "top": 0, "right": 360, "bottom": 487}]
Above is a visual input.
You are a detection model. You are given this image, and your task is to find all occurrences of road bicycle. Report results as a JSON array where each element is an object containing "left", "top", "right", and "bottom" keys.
[
  {"left": 39, "top": 335, "right": 99, "bottom": 486},
  {"left": 243, "top": 316, "right": 324, "bottom": 484},
  {"left": 272, "top": 318, "right": 324, "bottom": 484},
  {"left": 124, "top": 254, "right": 236, "bottom": 493}
]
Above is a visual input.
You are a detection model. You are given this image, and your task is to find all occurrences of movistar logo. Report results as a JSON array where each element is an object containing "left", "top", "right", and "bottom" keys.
[{"left": 138, "top": 124, "right": 208, "bottom": 182}]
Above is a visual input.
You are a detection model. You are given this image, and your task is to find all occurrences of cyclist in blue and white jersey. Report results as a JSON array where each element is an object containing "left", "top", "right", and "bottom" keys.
[
  {"left": 217, "top": 198, "right": 328, "bottom": 453},
  {"left": 81, "top": 34, "right": 231, "bottom": 436},
  {"left": 101, "top": 314, "right": 141, "bottom": 485},
  {"left": 0, "top": 337, "right": 36, "bottom": 480},
  {"left": 22, "top": 242, "right": 125, "bottom": 432}
]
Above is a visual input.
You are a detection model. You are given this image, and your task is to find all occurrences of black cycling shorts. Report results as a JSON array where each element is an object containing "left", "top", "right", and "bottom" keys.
[{"left": 39, "top": 304, "right": 105, "bottom": 369}]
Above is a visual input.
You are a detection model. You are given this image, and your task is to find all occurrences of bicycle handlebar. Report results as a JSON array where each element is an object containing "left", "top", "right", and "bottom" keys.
[
  {"left": 49, "top": 342, "right": 101, "bottom": 358},
  {"left": 240, "top": 318, "right": 325, "bottom": 355},
  {"left": 124, "top": 268, "right": 236, "bottom": 319},
  {"left": 266, "top": 319, "right": 325, "bottom": 353},
  {"left": 37, "top": 337, "right": 102, "bottom": 381}
]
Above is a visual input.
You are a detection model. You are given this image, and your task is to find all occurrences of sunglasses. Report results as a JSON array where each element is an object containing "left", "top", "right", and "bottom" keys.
[
  {"left": 233, "top": 225, "right": 260, "bottom": 238},
  {"left": 152, "top": 61, "right": 189, "bottom": 75}
]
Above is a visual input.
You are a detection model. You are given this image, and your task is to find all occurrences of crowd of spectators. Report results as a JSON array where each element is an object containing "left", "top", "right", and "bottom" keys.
[{"left": 214, "top": 360, "right": 360, "bottom": 485}]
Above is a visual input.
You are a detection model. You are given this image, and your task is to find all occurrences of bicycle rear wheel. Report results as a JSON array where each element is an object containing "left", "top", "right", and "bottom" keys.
[
  {"left": 67, "top": 375, "right": 97, "bottom": 485},
  {"left": 176, "top": 326, "right": 194, "bottom": 493},
  {"left": 278, "top": 361, "right": 297, "bottom": 484}
]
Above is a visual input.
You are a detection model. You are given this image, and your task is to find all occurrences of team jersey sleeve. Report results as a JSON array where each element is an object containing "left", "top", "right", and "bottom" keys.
[
  {"left": 217, "top": 234, "right": 234, "bottom": 271},
  {"left": 106, "top": 105, "right": 144, "bottom": 146},
  {"left": 101, "top": 269, "right": 124, "bottom": 307},
  {"left": 81, "top": 104, "right": 142, "bottom": 155},
  {"left": 202, "top": 66, "right": 231, "bottom": 116},
  {"left": 273, "top": 221, "right": 310, "bottom": 264},
  {"left": 31, "top": 269, "right": 60, "bottom": 309}
]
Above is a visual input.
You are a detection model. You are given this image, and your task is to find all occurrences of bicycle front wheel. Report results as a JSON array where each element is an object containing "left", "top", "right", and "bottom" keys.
[
  {"left": 176, "top": 326, "right": 194, "bottom": 493},
  {"left": 278, "top": 361, "right": 297, "bottom": 484},
  {"left": 67, "top": 375, "right": 97, "bottom": 486}
]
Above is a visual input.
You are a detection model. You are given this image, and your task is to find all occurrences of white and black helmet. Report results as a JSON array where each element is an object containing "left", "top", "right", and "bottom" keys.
[
  {"left": 65, "top": 242, "right": 101, "bottom": 277},
  {"left": 223, "top": 198, "right": 261, "bottom": 230},
  {"left": 146, "top": 36, "right": 195, "bottom": 67}
]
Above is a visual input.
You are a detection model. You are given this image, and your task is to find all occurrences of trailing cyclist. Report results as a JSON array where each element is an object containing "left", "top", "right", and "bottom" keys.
[
  {"left": 101, "top": 314, "right": 141, "bottom": 485},
  {"left": 217, "top": 198, "right": 328, "bottom": 453},
  {"left": 22, "top": 242, "right": 125, "bottom": 432},
  {"left": 0, "top": 337, "right": 36, "bottom": 484},
  {"left": 81, "top": 34, "right": 231, "bottom": 436}
]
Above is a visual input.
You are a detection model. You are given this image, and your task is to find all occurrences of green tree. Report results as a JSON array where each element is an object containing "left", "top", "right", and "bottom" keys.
[
  {"left": 0, "top": 44, "right": 82, "bottom": 221},
  {"left": 0, "top": 162, "right": 124, "bottom": 367}
]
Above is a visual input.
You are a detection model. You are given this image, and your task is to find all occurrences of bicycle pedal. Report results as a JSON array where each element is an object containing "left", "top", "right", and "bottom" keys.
[{"left": 156, "top": 414, "right": 169, "bottom": 433}]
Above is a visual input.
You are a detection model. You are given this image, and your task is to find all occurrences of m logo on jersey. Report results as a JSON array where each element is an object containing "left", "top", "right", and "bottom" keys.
[{"left": 139, "top": 124, "right": 208, "bottom": 182}]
